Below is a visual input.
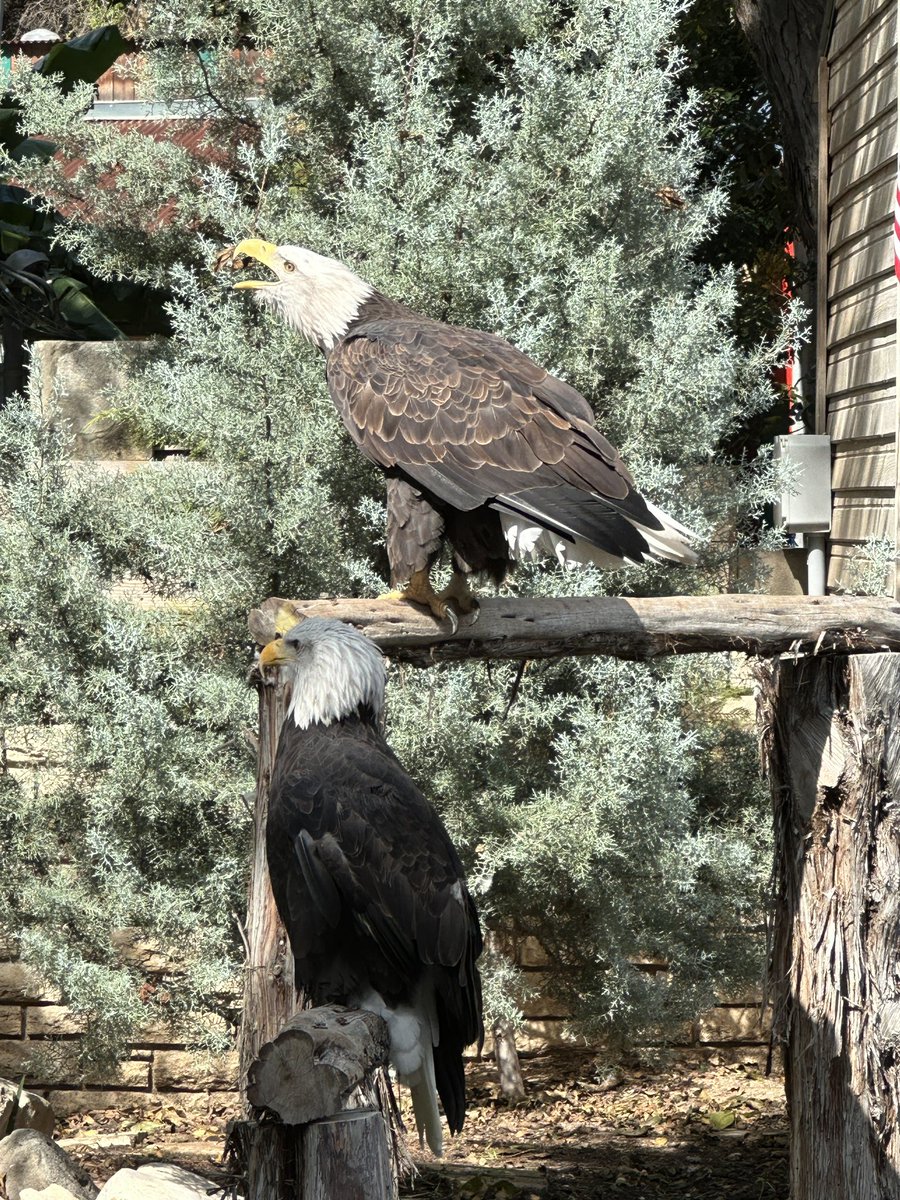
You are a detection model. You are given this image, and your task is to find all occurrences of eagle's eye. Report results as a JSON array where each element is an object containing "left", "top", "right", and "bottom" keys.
[{"left": 283, "top": 260, "right": 296, "bottom": 273}]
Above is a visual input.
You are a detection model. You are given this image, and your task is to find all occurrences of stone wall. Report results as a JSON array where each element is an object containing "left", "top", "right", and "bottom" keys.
[
  {"left": 0, "top": 931, "right": 771, "bottom": 1119},
  {"left": 0, "top": 950, "right": 239, "bottom": 1120},
  {"left": 33, "top": 339, "right": 160, "bottom": 472},
  {"left": 512, "top": 937, "right": 771, "bottom": 1062}
]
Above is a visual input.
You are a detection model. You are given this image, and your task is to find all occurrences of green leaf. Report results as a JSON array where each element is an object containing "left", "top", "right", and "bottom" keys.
[
  {"left": 35, "top": 26, "right": 129, "bottom": 93},
  {"left": 9, "top": 137, "right": 56, "bottom": 164},
  {"left": 707, "top": 1110, "right": 736, "bottom": 1130},
  {"left": 0, "top": 229, "right": 29, "bottom": 254},
  {"left": 50, "top": 274, "right": 127, "bottom": 339}
]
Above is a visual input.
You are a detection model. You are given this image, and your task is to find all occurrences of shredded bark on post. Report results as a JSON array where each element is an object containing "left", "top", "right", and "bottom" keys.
[
  {"left": 249, "top": 593, "right": 900, "bottom": 664},
  {"left": 239, "top": 674, "right": 301, "bottom": 1096},
  {"left": 758, "top": 653, "right": 900, "bottom": 1200}
]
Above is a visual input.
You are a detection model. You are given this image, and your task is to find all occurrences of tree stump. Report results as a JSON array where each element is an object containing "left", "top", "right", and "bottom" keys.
[
  {"left": 248, "top": 1006, "right": 390, "bottom": 1125},
  {"left": 236, "top": 1006, "right": 396, "bottom": 1200},
  {"left": 758, "top": 653, "right": 900, "bottom": 1200}
]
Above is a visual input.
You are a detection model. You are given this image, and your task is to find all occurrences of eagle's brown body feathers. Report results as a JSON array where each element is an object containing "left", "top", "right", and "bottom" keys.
[{"left": 328, "top": 292, "right": 673, "bottom": 585}]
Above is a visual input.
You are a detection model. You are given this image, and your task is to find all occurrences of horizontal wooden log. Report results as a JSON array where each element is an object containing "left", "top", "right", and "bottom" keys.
[
  {"left": 246, "top": 1005, "right": 389, "bottom": 1125},
  {"left": 248, "top": 594, "right": 900, "bottom": 666}
]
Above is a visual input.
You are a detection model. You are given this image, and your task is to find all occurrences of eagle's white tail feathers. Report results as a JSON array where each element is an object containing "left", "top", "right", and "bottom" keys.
[
  {"left": 498, "top": 500, "right": 697, "bottom": 571},
  {"left": 639, "top": 501, "right": 698, "bottom": 565},
  {"left": 355, "top": 987, "right": 444, "bottom": 1156},
  {"left": 406, "top": 1044, "right": 443, "bottom": 1157}
]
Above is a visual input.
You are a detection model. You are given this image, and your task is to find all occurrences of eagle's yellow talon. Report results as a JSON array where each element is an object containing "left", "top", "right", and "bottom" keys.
[{"left": 380, "top": 570, "right": 461, "bottom": 633}]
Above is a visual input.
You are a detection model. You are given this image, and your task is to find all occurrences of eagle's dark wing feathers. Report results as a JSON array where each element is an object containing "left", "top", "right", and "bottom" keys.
[
  {"left": 266, "top": 722, "right": 482, "bottom": 1048},
  {"left": 326, "top": 316, "right": 668, "bottom": 553}
]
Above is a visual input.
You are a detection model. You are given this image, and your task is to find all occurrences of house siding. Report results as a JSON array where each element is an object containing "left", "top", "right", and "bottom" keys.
[{"left": 821, "top": 0, "right": 899, "bottom": 592}]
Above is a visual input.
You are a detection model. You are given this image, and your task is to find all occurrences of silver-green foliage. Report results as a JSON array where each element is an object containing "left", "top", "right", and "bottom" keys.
[{"left": 1, "top": 0, "right": 788, "bottom": 1056}]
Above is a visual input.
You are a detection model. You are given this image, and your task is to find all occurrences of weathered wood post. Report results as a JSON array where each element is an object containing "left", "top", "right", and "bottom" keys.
[
  {"left": 245, "top": 1005, "right": 394, "bottom": 1200},
  {"left": 758, "top": 653, "right": 900, "bottom": 1200},
  {"left": 240, "top": 669, "right": 299, "bottom": 1082}
]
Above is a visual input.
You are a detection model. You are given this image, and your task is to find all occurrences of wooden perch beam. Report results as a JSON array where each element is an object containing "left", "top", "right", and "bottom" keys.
[{"left": 249, "top": 594, "right": 900, "bottom": 665}]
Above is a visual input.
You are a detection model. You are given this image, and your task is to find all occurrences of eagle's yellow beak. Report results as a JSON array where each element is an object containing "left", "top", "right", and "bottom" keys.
[
  {"left": 231, "top": 238, "right": 281, "bottom": 290},
  {"left": 258, "top": 637, "right": 297, "bottom": 669}
]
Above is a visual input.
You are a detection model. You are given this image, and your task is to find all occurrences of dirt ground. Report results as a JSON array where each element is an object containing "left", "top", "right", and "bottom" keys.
[{"left": 58, "top": 1048, "right": 788, "bottom": 1199}]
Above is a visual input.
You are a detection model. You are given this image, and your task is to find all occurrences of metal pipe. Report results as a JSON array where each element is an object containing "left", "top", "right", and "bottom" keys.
[{"left": 807, "top": 534, "right": 827, "bottom": 597}]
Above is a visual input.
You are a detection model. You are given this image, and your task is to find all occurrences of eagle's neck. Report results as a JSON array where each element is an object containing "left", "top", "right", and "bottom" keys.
[
  {"left": 271, "top": 269, "right": 375, "bottom": 352},
  {"left": 285, "top": 639, "right": 385, "bottom": 730},
  {"left": 287, "top": 708, "right": 384, "bottom": 741},
  {"left": 331, "top": 292, "right": 422, "bottom": 350}
]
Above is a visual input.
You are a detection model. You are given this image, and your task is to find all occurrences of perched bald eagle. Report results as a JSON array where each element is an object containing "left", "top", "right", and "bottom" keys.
[
  {"left": 227, "top": 240, "right": 696, "bottom": 628},
  {"left": 258, "top": 618, "right": 483, "bottom": 1155}
]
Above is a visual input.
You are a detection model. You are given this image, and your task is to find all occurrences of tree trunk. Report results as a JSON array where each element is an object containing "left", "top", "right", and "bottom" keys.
[
  {"left": 733, "top": 0, "right": 825, "bottom": 252},
  {"left": 492, "top": 1019, "right": 526, "bottom": 1102},
  {"left": 758, "top": 653, "right": 900, "bottom": 1200},
  {"left": 239, "top": 673, "right": 301, "bottom": 1101}
]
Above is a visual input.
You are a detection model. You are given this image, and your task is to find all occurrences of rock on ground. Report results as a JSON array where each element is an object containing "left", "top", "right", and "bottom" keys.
[
  {"left": 96, "top": 1163, "right": 217, "bottom": 1199},
  {"left": 0, "top": 1130, "right": 97, "bottom": 1200},
  {"left": 0, "top": 1078, "right": 55, "bottom": 1137},
  {"left": 20, "top": 1186, "right": 85, "bottom": 1200}
]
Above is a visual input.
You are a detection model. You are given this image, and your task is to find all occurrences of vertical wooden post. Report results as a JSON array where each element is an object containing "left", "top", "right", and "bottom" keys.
[
  {"left": 239, "top": 675, "right": 301, "bottom": 1096},
  {"left": 235, "top": 675, "right": 305, "bottom": 1200},
  {"left": 759, "top": 653, "right": 900, "bottom": 1200}
]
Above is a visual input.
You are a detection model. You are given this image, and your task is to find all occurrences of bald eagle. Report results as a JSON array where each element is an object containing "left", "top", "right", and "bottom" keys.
[
  {"left": 227, "top": 240, "right": 696, "bottom": 628},
  {"left": 258, "top": 617, "right": 483, "bottom": 1156}
]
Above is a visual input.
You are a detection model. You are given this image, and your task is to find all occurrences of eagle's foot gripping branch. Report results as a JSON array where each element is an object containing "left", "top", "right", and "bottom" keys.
[
  {"left": 439, "top": 572, "right": 480, "bottom": 623},
  {"left": 381, "top": 569, "right": 477, "bottom": 634}
]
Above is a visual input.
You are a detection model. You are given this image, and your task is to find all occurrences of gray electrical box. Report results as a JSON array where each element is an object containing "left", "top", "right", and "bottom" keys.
[{"left": 773, "top": 434, "right": 832, "bottom": 534}]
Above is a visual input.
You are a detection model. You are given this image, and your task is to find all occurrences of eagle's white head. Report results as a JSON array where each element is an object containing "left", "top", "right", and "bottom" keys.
[
  {"left": 228, "top": 239, "right": 373, "bottom": 351},
  {"left": 258, "top": 617, "right": 385, "bottom": 730}
]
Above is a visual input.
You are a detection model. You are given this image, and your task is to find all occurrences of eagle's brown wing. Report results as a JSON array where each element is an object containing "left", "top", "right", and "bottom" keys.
[{"left": 326, "top": 315, "right": 680, "bottom": 564}]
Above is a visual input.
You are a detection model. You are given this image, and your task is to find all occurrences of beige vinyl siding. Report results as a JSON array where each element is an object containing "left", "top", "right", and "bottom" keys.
[
  {"left": 832, "top": 0, "right": 895, "bottom": 57},
  {"left": 828, "top": 228, "right": 892, "bottom": 296},
  {"left": 829, "top": 164, "right": 895, "bottom": 249},
  {"left": 829, "top": 4, "right": 897, "bottom": 104},
  {"left": 823, "top": 0, "right": 898, "bottom": 591},
  {"left": 827, "top": 383, "right": 896, "bottom": 438},
  {"left": 830, "top": 105, "right": 898, "bottom": 198}
]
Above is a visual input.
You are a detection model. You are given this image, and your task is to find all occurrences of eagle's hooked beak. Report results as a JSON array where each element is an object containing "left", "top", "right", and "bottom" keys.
[
  {"left": 230, "top": 238, "right": 281, "bottom": 290},
  {"left": 258, "top": 637, "right": 297, "bottom": 671}
]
